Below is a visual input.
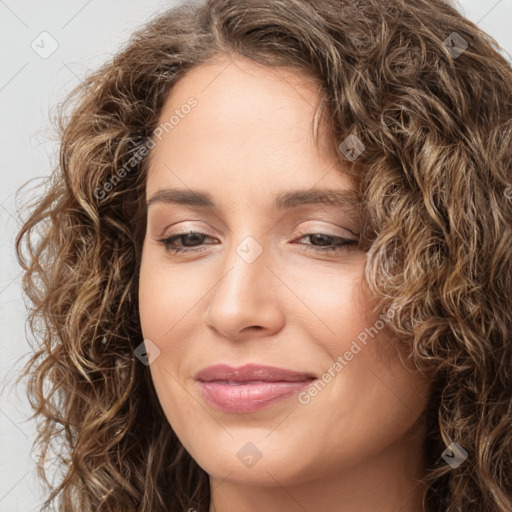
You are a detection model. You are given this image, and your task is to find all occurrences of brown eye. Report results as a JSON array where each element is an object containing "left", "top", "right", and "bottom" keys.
[
  {"left": 158, "top": 231, "right": 216, "bottom": 254},
  {"left": 293, "top": 233, "right": 358, "bottom": 254}
]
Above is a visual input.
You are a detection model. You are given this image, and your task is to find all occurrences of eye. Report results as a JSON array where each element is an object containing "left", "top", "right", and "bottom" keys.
[
  {"left": 157, "top": 230, "right": 215, "bottom": 254},
  {"left": 157, "top": 230, "right": 358, "bottom": 255},
  {"left": 292, "top": 232, "right": 359, "bottom": 254}
]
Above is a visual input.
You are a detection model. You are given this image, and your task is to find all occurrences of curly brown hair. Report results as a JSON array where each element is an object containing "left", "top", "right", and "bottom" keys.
[{"left": 12, "top": 0, "right": 512, "bottom": 510}]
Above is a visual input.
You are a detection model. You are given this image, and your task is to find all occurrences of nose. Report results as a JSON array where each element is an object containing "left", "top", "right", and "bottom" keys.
[{"left": 203, "top": 236, "right": 286, "bottom": 341}]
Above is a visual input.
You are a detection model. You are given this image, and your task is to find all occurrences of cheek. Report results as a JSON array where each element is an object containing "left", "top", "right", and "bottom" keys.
[
  {"left": 138, "top": 247, "right": 206, "bottom": 345},
  {"left": 289, "top": 263, "right": 429, "bottom": 453},
  {"left": 282, "top": 258, "right": 370, "bottom": 352},
  {"left": 138, "top": 253, "right": 198, "bottom": 430}
]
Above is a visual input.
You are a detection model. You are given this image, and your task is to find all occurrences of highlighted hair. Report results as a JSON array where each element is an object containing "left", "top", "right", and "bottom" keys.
[{"left": 13, "top": 0, "right": 512, "bottom": 510}]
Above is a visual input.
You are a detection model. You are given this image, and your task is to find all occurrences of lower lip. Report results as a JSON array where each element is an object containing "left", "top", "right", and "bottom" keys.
[{"left": 197, "top": 380, "right": 315, "bottom": 413}]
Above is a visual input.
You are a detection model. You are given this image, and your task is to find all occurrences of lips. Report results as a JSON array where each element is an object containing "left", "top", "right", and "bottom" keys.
[
  {"left": 194, "top": 364, "right": 317, "bottom": 413},
  {"left": 194, "top": 363, "right": 317, "bottom": 383}
]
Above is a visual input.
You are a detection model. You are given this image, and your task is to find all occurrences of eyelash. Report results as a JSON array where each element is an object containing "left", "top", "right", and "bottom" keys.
[{"left": 157, "top": 230, "right": 358, "bottom": 255}]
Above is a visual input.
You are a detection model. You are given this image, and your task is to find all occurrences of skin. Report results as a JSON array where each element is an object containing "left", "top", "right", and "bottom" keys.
[{"left": 138, "top": 54, "right": 432, "bottom": 512}]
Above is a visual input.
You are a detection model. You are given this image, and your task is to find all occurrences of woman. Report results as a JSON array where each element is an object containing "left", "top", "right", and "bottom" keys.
[{"left": 14, "top": 0, "right": 512, "bottom": 511}]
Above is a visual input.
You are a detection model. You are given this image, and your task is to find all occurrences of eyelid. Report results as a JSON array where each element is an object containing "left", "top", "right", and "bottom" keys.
[
  {"left": 160, "top": 221, "right": 358, "bottom": 240},
  {"left": 160, "top": 221, "right": 216, "bottom": 238},
  {"left": 294, "top": 221, "right": 359, "bottom": 240},
  {"left": 291, "top": 209, "right": 361, "bottom": 235}
]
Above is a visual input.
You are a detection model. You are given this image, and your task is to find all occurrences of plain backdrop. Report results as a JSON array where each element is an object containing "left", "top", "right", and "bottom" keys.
[{"left": 1, "top": 0, "right": 511, "bottom": 510}]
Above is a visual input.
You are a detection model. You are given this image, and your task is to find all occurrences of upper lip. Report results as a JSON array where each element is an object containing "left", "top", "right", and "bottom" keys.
[{"left": 195, "top": 364, "right": 317, "bottom": 383}]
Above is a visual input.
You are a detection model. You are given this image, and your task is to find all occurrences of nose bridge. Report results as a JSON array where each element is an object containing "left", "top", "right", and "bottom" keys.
[
  {"left": 214, "top": 232, "right": 270, "bottom": 305},
  {"left": 204, "top": 230, "right": 285, "bottom": 337},
  {"left": 215, "top": 205, "right": 272, "bottom": 288}
]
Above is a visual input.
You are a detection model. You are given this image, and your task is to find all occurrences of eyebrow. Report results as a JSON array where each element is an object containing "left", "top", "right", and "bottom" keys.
[{"left": 146, "top": 187, "right": 361, "bottom": 210}]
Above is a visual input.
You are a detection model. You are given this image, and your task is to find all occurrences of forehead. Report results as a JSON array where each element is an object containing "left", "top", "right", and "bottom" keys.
[
  {"left": 146, "top": 55, "right": 352, "bottom": 200},
  {"left": 160, "top": 55, "right": 325, "bottom": 128}
]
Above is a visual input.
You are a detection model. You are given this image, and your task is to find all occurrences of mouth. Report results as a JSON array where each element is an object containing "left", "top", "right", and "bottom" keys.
[
  {"left": 194, "top": 363, "right": 317, "bottom": 413},
  {"left": 195, "top": 363, "right": 317, "bottom": 383}
]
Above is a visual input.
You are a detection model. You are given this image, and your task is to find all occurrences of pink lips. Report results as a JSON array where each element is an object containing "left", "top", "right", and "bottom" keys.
[{"left": 195, "top": 363, "right": 317, "bottom": 413}]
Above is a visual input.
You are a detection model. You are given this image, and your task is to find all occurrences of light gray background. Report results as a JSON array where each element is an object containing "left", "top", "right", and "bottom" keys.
[{"left": 1, "top": 0, "right": 511, "bottom": 510}]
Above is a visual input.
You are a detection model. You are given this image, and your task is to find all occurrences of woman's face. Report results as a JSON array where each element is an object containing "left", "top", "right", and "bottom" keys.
[{"left": 139, "top": 55, "right": 430, "bottom": 492}]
